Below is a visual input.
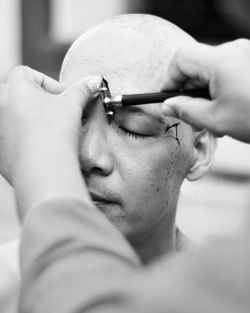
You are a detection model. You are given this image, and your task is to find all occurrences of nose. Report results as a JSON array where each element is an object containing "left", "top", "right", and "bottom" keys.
[{"left": 80, "top": 104, "right": 114, "bottom": 177}]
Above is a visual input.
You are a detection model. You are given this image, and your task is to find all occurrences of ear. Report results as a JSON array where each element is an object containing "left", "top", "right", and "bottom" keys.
[{"left": 186, "top": 130, "right": 217, "bottom": 182}]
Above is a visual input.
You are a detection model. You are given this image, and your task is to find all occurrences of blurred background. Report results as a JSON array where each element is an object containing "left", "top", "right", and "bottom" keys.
[{"left": 1, "top": 0, "right": 250, "bottom": 243}]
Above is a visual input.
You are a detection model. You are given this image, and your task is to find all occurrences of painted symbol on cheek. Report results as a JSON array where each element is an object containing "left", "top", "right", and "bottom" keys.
[{"left": 165, "top": 122, "right": 180, "bottom": 145}]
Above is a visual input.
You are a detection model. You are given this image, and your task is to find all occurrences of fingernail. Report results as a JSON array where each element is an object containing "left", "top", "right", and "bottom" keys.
[{"left": 86, "top": 76, "right": 103, "bottom": 94}]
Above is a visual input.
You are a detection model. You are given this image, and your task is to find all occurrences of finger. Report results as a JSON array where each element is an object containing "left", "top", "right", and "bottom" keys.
[
  {"left": 62, "top": 76, "right": 102, "bottom": 110},
  {"left": 6, "top": 66, "right": 30, "bottom": 84},
  {"left": 161, "top": 96, "right": 216, "bottom": 132},
  {"left": 7, "top": 66, "right": 66, "bottom": 94},
  {"left": 165, "top": 43, "right": 213, "bottom": 90},
  {"left": 183, "top": 79, "right": 208, "bottom": 90},
  {"left": 28, "top": 69, "right": 66, "bottom": 94}
]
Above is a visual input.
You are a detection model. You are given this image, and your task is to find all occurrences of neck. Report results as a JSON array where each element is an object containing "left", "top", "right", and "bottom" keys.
[{"left": 129, "top": 212, "right": 177, "bottom": 265}]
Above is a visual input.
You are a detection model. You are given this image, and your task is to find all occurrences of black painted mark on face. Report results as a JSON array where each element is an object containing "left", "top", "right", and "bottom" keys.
[{"left": 165, "top": 122, "right": 180, "bottom": 145}]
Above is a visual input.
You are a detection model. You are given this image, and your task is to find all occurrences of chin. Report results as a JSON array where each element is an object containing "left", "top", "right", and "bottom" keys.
[
  {"left": 106, "top": 214, "right": 131, "bottom": 237},
  {"left": 93, "top": 201, "right": 134, "bottom": 237}
]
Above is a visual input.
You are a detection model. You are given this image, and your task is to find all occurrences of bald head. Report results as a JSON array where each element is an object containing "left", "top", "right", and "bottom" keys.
[
  {"left": 59, "top": 15, "right": 215, "bottom": 263},
  {"left": 60, "top": 14, "right": 195, "bottom": 95}
]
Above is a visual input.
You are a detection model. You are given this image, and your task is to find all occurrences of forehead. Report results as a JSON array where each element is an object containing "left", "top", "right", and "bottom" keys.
[
  {"left": 60, "top": 21, "right": 193, "bottom": 121},
  {"left": 63, "top": 50, "right": 171, "bottom": 121},
  {"left": 60, "top": 23, "right": 182, "bottom": 89}
]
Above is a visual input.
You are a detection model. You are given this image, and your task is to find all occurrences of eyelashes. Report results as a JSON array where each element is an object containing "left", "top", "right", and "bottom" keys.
[
  {"left": 111, "top": 121, "right": 149, "bottom": 140},
  {"left": 110, "top": 121, "right": 180, "bottom": 141}
]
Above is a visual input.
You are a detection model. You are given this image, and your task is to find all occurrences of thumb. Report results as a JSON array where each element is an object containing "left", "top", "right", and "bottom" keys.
[
  {"left": 162, "top": 96, "right": 215, "bottom": 131},
  {"left": 62, "top": 76, "right": 102, "bottom": 109},
  {"left": 7, "top": 66, "right": 66, "bottom": 94}
]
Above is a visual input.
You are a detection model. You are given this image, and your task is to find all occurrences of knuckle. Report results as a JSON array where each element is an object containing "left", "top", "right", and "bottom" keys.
[
  {"left": 7, "top": 66, "right": 32, "bottom": 87},
  {"left": 169, "top": 48, "right": 183, "bottom": 70},
  {"left": 172, "top": 44, "right": 191, "bottom": 67},
  {"left": 10, "top": 65, "right": 29, "bottom": 77},
  {"left": 233, "top": 39, "right": 250, "bottom": 56},
  {"left": 215, "top": 39, "right": 250, "bottom": 73},
  {"left": 227, "top": 38, "right": 250, "bottom": 56},
  {"left": 234, "top": 38, "right": 250, "bottom": 48}
]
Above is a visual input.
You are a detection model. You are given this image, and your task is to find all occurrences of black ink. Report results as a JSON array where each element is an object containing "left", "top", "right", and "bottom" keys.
[{"left": 165, "top": 122, "right": 180, "bottom": 145}]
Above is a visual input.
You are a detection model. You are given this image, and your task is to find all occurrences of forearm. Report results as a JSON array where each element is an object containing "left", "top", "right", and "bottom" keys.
[
  {"left": 20, "top": 196, "right": 250, "bottom": 313},
  {"left": 20, "top": 197, "right": 141, "bottom": 313}
]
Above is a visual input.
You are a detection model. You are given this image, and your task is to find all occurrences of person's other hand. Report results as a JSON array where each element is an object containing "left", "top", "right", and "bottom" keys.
[
  {"left": 161, "top": 39, "right": 250, "bottom": 143},
  {"left": 0, "top": 66, "right": 100, "bottom": 185}
]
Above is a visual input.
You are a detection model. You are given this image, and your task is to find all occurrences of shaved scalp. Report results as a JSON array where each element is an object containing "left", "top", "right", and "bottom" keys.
[{"left": 60, "top": 14, "right": 195, "bottom": 94}]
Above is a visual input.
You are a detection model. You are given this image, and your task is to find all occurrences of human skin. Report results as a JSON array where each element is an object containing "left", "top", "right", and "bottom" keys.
[
  {"left": 0, "top": 66, "right": 100, "bottom": 217},
  {"left": 60, "top": 14, "right": 215, "bottom": 263},
  {"left": 161, "top": 39, "right": 250, "bottom": 143}
]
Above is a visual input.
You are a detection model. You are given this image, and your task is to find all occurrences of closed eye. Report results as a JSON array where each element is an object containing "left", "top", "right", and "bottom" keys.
[
  {"left": 110, "top": 121, "right": 150, "bottom": 139},
  {"left": 118, "top": 126, "right": 151, "bottom": 139}
]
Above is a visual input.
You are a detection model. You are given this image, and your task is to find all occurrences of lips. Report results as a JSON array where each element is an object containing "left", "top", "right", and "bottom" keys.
[
  {"left": 89, "top": 191, "right": 120, "bottom": 215},
  {"left": 89, "top": 191, "right": 118, "bottom": 204}
]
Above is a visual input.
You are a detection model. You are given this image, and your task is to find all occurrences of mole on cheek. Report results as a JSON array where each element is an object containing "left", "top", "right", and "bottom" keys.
[{"left": 156, "top": 187, "right": 160, "bottom": 192}]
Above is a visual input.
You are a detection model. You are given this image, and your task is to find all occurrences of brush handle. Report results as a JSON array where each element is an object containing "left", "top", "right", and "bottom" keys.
[{"left": 121, "top": 89, "right": 210, "bottom": 106}]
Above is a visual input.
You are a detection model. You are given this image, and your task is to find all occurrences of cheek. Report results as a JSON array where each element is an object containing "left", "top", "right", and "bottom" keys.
[
  {"left": 122, "top": 145, "right": 182, "bottom": 234},
  {"left": 120, "top": 141, "right": 182, "bottom": 206},
  {"left": 110, "top": 136, "right": 191, "bottom": 237},
  {"left": 147, "top": 152, "right": 180, "bottom": 205},
  {"left": 110, "top": 122, "right": 193, "bottom": 206}
]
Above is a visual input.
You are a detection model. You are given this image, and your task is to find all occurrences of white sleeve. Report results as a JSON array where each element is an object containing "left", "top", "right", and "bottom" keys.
[{"left": 0, "top": 239, "right": 20, "bottom": 313}]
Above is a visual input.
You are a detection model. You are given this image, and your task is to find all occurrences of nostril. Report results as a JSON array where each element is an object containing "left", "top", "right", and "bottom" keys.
[
  {"left": 80, "top": 168, "right": 88, "bottom": 178},
  {"left": 81, "top": 167, "right": 105, "bottom": 178},
  {"left": 91, "top": 167, "right": 107, "bottom": 175},
  {"left": 80, "top": 154, "right": 113, "bottom": 176}
]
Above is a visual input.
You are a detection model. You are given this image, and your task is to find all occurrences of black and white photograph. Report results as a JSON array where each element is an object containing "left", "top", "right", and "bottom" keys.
[{"left": 0, "top": 1, "right": 250, "bottom": 312}]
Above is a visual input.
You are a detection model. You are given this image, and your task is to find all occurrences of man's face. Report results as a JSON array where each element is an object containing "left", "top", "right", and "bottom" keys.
[
  {"left": 79, "top": 75, "right": 194, "bottom": 243},
  {"left": 60, "top": 19, "right": 196, "bottom": 244}
]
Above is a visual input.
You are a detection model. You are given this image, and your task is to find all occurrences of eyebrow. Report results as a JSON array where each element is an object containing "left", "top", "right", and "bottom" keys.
[{"left": 120, "top": 106, "right": 166, "bottom": 124}]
